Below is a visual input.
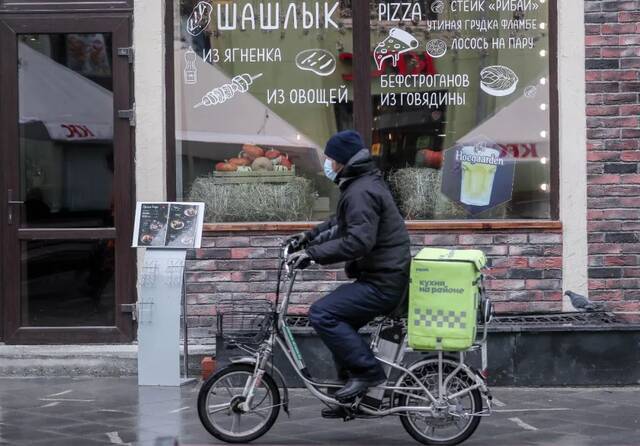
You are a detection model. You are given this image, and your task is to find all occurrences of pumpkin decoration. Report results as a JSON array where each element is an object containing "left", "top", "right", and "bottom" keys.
[
  {"left": 251, "top": 156, "right": 274, "bottom": 171},
  {"left": 264, "top": 148, "right": 281, "bottom": 160},
  {"left": 241, "top": 144, "right": 264, "bottom": 160},
  {"left": 279, "top": 153, "right": 293, "bottom": 170},
  {"left": 228, "top": 157, "right": 250, "bottom": 167},
  {"left": 215, "top": 160, "right": 238, "bottom": 172},
  {"left": 415, "top": 149, "right": 443, "bottom": 169}
]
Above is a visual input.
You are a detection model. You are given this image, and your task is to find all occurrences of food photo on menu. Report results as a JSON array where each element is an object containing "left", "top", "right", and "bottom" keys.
[
  {"left": 137, "top": 203, "right": 170, "bottom": 247},
  {"left": 165, "top": 204, "right": 200, "bottom": 248}
]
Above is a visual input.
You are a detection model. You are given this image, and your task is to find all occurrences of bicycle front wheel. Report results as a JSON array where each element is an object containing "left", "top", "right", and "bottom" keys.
[{"left": 197, "top": 364, "right": 280, "bottom": 443}]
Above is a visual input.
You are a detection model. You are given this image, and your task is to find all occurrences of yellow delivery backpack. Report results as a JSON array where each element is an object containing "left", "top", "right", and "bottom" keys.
[{"left": 408, "top": 248, "right": 487, "bottom": 351}]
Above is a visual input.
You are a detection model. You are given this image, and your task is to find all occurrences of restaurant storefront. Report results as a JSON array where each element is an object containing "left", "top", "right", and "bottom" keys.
[{"left": 1, "top": 0, "right": 637, "bottom": 345}]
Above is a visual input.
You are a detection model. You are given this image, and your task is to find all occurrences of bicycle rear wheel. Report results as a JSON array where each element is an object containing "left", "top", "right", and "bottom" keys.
[
  {"left": 397, "top": 359, "right": 482, "bottom": 446},
  {"left": 197, "top": 364, "right": 280, "bottom": 443}
]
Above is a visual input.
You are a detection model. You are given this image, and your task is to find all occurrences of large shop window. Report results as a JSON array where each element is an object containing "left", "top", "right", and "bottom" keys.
[{"left": 173, "top": 0, "right": 552, "bottom": 222}]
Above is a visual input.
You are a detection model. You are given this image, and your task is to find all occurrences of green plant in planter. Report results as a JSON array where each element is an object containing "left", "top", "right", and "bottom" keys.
[{"left": 188, "top": 176, "right": 316, "bottom": 222}]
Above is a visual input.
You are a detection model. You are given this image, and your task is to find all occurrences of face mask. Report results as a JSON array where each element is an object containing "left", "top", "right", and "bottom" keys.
[{"left": 323, "top": 159, "right": 337, "bottom": 182}]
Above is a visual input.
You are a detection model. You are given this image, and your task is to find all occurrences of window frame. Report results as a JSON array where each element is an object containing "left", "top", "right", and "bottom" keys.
[{"left": 165, "top": 0, "right": 559, "bottom": 225}]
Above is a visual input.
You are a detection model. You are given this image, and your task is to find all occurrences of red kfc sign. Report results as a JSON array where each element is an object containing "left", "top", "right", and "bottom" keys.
[{"left": 61, "top": 124, "right": 96, "bottom": 139}]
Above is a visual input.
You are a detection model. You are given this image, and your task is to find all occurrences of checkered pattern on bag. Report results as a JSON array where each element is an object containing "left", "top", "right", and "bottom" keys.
[{"left": 413, "top": 308, "right": 467, "bottom": 329}]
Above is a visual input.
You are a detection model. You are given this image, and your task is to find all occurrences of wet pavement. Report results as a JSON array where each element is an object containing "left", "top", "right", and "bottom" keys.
[{"left": 0, "top": 377, "right": 639, "bottom": 445}]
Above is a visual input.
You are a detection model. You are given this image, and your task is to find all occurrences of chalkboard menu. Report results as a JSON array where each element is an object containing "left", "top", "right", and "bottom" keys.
[{"left": 132, "top": 202, "right": 205, "bottom": 248}]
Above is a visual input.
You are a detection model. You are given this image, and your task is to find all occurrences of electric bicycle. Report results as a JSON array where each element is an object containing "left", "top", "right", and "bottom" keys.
[{"left": 197, "top": 240, "right": 493, "bottom": 445}]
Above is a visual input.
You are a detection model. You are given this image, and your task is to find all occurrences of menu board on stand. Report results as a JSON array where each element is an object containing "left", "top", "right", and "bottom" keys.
[{"left": 132, "top": 202, "right": 205, "bottom": 386}]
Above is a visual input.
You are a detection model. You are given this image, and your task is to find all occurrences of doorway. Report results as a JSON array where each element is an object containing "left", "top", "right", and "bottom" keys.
[{"left": 0, "top": 14, "right": 135, "bottom": 343}]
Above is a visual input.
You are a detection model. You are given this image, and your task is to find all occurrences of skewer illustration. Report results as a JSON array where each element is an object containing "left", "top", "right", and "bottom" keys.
[{"left": 194, "top": 73, "right": 263, "bottom": 108}]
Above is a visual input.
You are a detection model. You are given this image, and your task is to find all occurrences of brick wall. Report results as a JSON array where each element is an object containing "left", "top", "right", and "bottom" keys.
[
  {"left": 585, "top": 1, "right": 640, "bottom": 311},
  {"left": 186, "top": 230, "right": 562, "bottom": 344}
]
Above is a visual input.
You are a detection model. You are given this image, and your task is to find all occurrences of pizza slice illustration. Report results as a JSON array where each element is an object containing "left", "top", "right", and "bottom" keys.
[{"left": 373, "top": 28, "right": 420, "bottom": 71}]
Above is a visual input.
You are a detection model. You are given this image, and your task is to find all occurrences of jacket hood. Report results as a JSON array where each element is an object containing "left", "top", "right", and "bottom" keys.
[{"left": 337, "top": 149, "right": 378, "bottom": 188}]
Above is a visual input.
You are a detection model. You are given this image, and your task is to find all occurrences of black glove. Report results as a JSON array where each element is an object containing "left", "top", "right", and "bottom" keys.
[
  {"left": 286, "top": 231, "right": 311, "bottom": 250},
  {"left": 287, "top": 250, "right": 312, "bottom": 270}
]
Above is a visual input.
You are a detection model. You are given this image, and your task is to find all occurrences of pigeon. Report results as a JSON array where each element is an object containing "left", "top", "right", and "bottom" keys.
[{"left": 564, "top": 290, "right": 602, "bottom": 312}]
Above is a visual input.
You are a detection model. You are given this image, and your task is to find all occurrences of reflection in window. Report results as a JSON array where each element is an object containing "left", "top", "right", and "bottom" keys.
[
  {"left": 175, "top": 0, "right": 354, "bottom": 222},
  {"left": 18, "top": 34, "right": 115, "bottom": 228}
]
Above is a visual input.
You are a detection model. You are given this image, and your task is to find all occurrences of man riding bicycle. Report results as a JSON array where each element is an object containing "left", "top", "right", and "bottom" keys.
[{"left": 287, "top": 130, "right": 411, "bottom": 414}]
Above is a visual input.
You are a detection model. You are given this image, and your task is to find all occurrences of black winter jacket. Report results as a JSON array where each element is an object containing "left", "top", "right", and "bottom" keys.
[{"left": 305, "top": 149, "right": 411, "bottom": 298}]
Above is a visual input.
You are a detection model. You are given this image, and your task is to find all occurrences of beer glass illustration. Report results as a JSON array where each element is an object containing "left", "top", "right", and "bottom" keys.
[{"left": 459, "top": 145, "right": 500, "bottom": 206}]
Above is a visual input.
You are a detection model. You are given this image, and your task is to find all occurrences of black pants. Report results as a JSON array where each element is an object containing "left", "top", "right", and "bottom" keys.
[{"left": 309, "top": 281, "right": 400, "bottom": 379}]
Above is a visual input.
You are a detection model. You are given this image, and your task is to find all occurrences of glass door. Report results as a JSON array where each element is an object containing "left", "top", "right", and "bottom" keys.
[{"left": 0, "top": 14, "right": 135, "bottom": 343}]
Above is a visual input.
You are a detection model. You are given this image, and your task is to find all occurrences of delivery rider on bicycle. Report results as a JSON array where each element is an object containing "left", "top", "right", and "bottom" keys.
[{"left": 287, "top": 130, "right": 411, "bottom": 416}]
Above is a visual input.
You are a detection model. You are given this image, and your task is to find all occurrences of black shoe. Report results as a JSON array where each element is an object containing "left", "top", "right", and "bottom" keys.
[
  {"left": 334, "top": 374, "right": 386, "bottom": 402},
  {"left": 321, "top": 405, "right": 348, "bottom": 419}
]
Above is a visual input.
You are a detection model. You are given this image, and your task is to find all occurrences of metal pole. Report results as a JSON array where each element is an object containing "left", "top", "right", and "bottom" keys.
[{"left": 182, "top": 259, "right": 189, "bottom": 380}]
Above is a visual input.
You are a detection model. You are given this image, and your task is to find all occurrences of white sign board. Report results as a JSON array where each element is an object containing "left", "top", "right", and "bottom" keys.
[{"left": 132, "top": 202, "right": 205, "bottom": 386}]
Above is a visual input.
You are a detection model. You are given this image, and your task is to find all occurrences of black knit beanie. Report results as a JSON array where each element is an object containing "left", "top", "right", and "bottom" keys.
[{"left": 324, "top": 130, "right": 365, "bottom": 165}]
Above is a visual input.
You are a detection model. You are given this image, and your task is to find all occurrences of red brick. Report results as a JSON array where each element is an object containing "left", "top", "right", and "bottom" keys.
[
  {"left": 621, "top": 58, "right": 640, "bottom": 69},
  {"left": 585, "top": 71, "right": 603, "bottom": 82},
  {"left": 601, "top": 23, "right": 637, "bottom": 34},
  {"left": 620, "top": 104, "right": 640, "bottom": 116},
  {"left": 621, "top": 129, "right": 640, "bottom": 138},
  {"left": 586, "top": 93, "right": 604, "bottom": 105},
  {"left": 231, "top": 271, "right": 267, "bottom": 281},
  {"left": 585, "top": 24, "right": 602, "bottom": 35},
  {"left": 601, "top": 117, "right": 639, "bottom": 128},
  {"left": 524, "top": 279, "right": 562, "bottom": 290},
  {"left": 620, "top": 35, "right": 640, "bottom": 46},
  {"left": 423, "top": 234, "right": 458, "bottom": 245},
  {"left": 601, "top": 70, "right": 637, "bottom": 81},
  {"left": 619, "top": 12, "right": 640, "bottom": 23},
  {"left": 506, "top": 291, "right": 543, "bottom": 301},
  {"left": 458, "top": 234, "right": 493, "bottom": 245},
  {"left": 493, "top": 302, "right": 527, "bottom": 314},
  {"left": 230, "top": 247, "right": 266, "bottom": 259},
  {"left": 586, "top": 105, "right": 619, "bottom": 116},
  {"left": 214, "top": 236, "right": 251, "bottom": 247},
  {"left": 620, "top": 174, "right": 640, "bottom": 184},
  {"left": 588, "top": 221, "right": 622, "bottom": 231},
  {"left": 604, "top": 255, "right": 638, "bottom": 266},
  {"left": 491, "top": 257, "right": 528, "bottom": 268},
  {"left": 603, "top": 93, "right": 637, "bottom": 104},
  {"left": 485, "top": 280, "right": 526, "bottom": 291},
  {"left": 588, "top": 289, "right": 624, "bottom": 300},
  {"left": 587, "top": 128, "right": 621, "bottom": 139},
  {"left": 605, "top": 139, "right": 639, "bottom": 150},
  {"left": 586, "top": 35, "right": 619, "bottom": 46},
  {"left": 528, "top": 233, "right": 562, "bottom": 244},
  {"left": 585, "top": 47, "right": 602, "bottom": 58},
  {"left": 587, "top": 174, "right": 622, "bottom": 185},
  {"left": 588, "top": 279, "right": 607, "bottom": 289},
  {"left": 529, "top": 257, "right": 563, "bottom": 269},
  {"left": 588, "top": 243, "right": 623, "bottom": 254},
  {"left": 542, "top": 291, "right": 562, "bottom": 301},
  {"left": 605, "top": 278, "right": 640, "bottom": 289},
  {"left": 588, "top": 151, "right": 620, "bottom": 162}
]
